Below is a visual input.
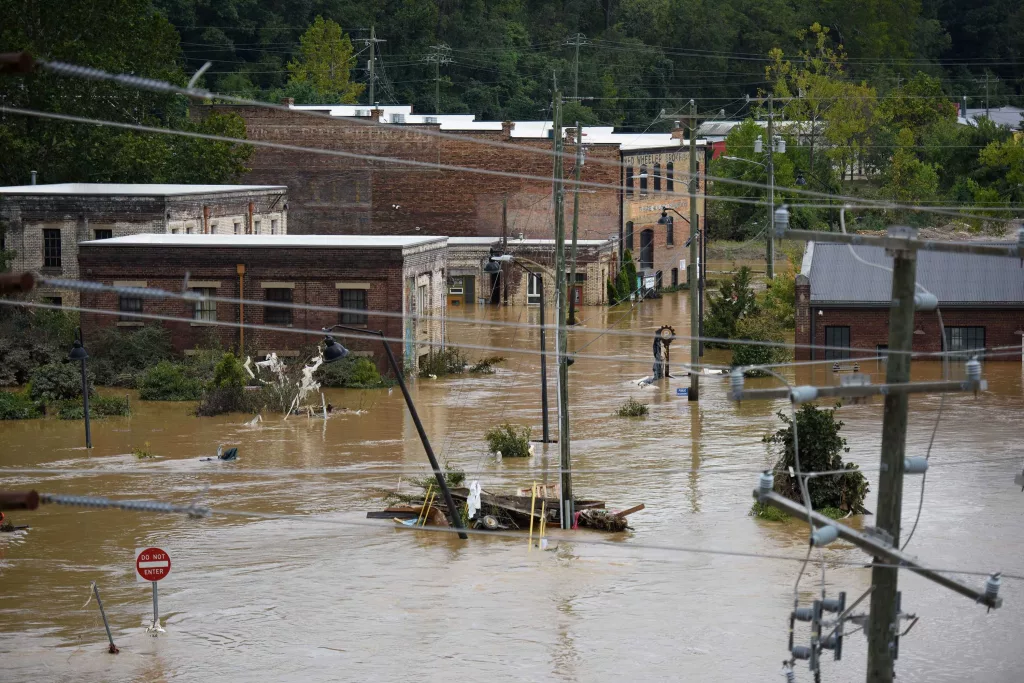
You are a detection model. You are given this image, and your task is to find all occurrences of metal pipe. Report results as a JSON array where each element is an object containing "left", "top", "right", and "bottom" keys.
[
  {"left": 538, "top": 275, "right": 550, "bottom": 443},
  {"left": 91, "top": 582, "right": 118, "bottom": 653}
]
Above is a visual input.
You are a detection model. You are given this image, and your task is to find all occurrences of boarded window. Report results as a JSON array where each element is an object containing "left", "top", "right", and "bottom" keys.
[
  {"left": 43, "top": 229, "right": 61, "bottom": 268},
  {"left": 825, "top": 326, "right": 851, "bottom": 360},
  {"left": 340, "top": 289, "right": 368, "bottom": 325},
  {"left": 264, "top": 288, "right": 293, "bottom": 325}
]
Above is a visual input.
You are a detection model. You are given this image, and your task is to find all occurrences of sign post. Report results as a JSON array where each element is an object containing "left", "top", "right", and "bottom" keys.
[{"left": 135, "top": 547, "right": 170, "bottom": 635}]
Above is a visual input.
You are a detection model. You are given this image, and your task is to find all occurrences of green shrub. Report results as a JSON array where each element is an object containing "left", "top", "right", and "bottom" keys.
[
  {"left": 0, "top": 308, "right": 79, "bottom": 386},
  {"left": 484, "top": 423, "right": 532, "bottom": 457},
  {"left": 133, "top": 441, "right": 155, "bottom": 459},
  {"left": 0, "top": 391, "right": 42, "bottom": 420},
  {"left": 750, "top": 501, "right": 789, "bottom": 521},
  {"left": 763, "top": 403, "right": 869, "bottom": 514},
  {"left": 730, "top": 314, "right": 792, "bottom": 374},
  {"left": 139, "top": 361, "right": 204, "bottom": 401},
  {"left": 211, "top": 353, "right": 247, "bottom": 389},
  {"left": 616, "top": 397, "right": 649, "bottom": 417},
  {"left": 468, "top": 356, "right": 505, "bottom": 374},
  {"left": 419, "top": 348, "right": 468, "bottom": 377},
  {"left": 56, "top": 394, "right": 131, "bottom": 420},
  {"left": 196, "top": 386, "right": 267, "bottom": 417},
  {"left": 29, "top": 362, "right": 93, "bottom": 403},
  {"left": 315, "top": 356, "right": 385, "bottom": 388},
  {"left": 89, "top": 326, "right": 174, "bottom": 387}
]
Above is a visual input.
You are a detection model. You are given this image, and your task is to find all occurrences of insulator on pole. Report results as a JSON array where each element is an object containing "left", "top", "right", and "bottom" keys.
[
  {"left": 811, "top": 525, "right": 839, "bottom": 547},
  {"left": 782, "top": 663, "right": 796, "bottom": 682},
  {"left": 904, "top": 456, "right": 929, "bottom": 474},
  {"left": 793, "top": 606, "right": 815, "bottom": 622},
  {"left": 789, "top": 385, "right": 818, "bottom": 404},
  {"left": 965, "top": 357, "right": 982, "bottom": 382},
  {"left": 791, "top": 645, "right": 812, "bottom": 660},
  {"left": 759, "top": 470, "right": 774, "bottom": 498},
  {"left": 985, "top": 573, "right": 1001, "bottom": 602},
  {"left": 774, "top": 205, "right": 790, "bottom": 237},
  {"left": 913, "top": 292, "right": 938, "bottom": 311}
]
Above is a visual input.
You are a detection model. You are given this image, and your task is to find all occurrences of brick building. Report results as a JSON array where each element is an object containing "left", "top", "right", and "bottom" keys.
[
  {"left": 621, "top": 141, "right": 709, "bottom": 290},
  {"left": 446, "top": 237, "right": 614, "bottom": 307},
  {"left": 206, "top": 104, "right": 622, "bottom": 240},
  {"left": 0, "top": 183, "right": 287, "bottom": 305},
  {"left": 794, "top": 242, "right": 1024, "bottom": 361},
  {"left": 77, "top": 234, "right": 446, "bottom": 373}
]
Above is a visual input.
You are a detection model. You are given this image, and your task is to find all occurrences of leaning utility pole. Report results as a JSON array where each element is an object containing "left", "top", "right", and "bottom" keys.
[
  {"left": 766, "top": 94, "right": 776, "bottom": 279},
  {"left": 551, "top": 93, "right": 573, "bottom": 529},
  {"left": 866, "top": 226, "right": 918, "bottom": 683},
  {"left": 568, "top": 122, "right": 583, "bottom": 326},
  {"left": 688, "top": 99, "right": 700, "bottom": 401},
  {"left": 425, "top": 43, "right": 451, "bottom": 113}
]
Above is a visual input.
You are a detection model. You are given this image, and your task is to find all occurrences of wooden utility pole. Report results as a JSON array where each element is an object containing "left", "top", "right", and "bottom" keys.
[
  {"left": 361, "top": 27, "right": 385, "bottom": 106},
  {"left": 866, "top": 226, "right": 918, "bottom": 683},
  {"left": 688, "top": 99, "right": 700, "bottom": 401},
  {"left": 766, "top": 94, "right": 776, "bottom": 279},
  {"left": 551, "top": 93, "right": 573, "bottom": 529},
  {"left": 568, "top": 122, "right": 583, "bottom": 325},
  {"left": 425, "top": 43, "right": 451, "bottom": 113}
]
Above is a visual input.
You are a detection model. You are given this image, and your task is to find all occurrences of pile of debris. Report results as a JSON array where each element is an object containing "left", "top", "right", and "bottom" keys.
[{"left": 368, "top": 480, "right": 644, "bottom": 533}]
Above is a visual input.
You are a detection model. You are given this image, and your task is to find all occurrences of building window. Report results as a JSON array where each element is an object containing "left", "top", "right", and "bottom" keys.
[
  {"left": 254, "top": 219, "right": 261, "bottom": 235},
  {"left": 653, "top": 163, "right": 661, "bottom": 192},
  {"left": 271, "top": 219, "right": 279, "bottom": 234},
  {"left": 639, "top": 165, "right": 648, "bottom": 196},
  {"left": 671, "top": 268, "right": 678, "bottom": 287},
  {"left": 625, "top": 221, "right": 634, "bottom": 252},
  {"left": 565, "top": 272, "right": 586, "bottom": 283},
  {"left": 44, "top": 296, "right": 62, "bottom": 307},
  {"left": 527, "top": 273, "right": 541, "bottom": 305},
  {"left": 186, "top": 226, "right": 194, "bottom": 235},
  {"left": 119, "top": 295, "right": 143, "bottom": 322},
  {"left": 43, "top": 229, "right": 61, "bottom": 268},
  {"left": 640, "top": 229, "right": 654, "bottom": 269},
  {"left": 234, "top": 221, "right": 242, "bottom": 235},
  {"left": 625, "top": 166, "right": 634, "bottom": 196},
  {"left": 416, "top": 284, "right": 428, "bottom": 317},
  {"left": 666, "top": 220, "right": 674, "bottom": 246},
  {"left": 656, "top": 270, "right": 663, "bottom": 290},
  {"left": 172, "top": 228, "right": 180, "bottom": 234},
  {"left": 667, "top": 162, "right": 675, "bottom": 191},
  {"left": 340, "top": 289, "right": 368, "bottom": 325},
  {"left": 264, "top": 288, "right": 293, "bottom": 325},
  {"left": 192, "top": 288, "right": 216, "bottom": 322},
  {"left": 448, "top": 276, "right": 464, "bottom": 294},
  {"left": 944, "top": 326, "right": 985, "bottom": 359},
  {"left": 93, "top": 229, "right": 113, "bottom": 240},
  {"left": 825, "top": 326, "right": 851, "bottom": 360}
]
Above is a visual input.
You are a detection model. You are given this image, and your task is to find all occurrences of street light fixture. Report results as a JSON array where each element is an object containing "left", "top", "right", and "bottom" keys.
[
  {"left": 68, "top": 337, "right": 91, "bottom": 449},
  {"left": 320, "top": 327, "right": 468, "bottom": 540},
  {"left": 490, "top": 255, "right": 554, "bottom": 443}
]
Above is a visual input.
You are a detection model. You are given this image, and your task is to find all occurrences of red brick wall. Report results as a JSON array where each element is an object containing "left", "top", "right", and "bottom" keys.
[
  {"left": 205, "top": 106, "right": 621, "bottom": 239},
  {"left": 78, "top": 244, "right": 411, "bottom": 371},
  {"left": 794, "top": 302, "right": 1024, "bottom": 360}
]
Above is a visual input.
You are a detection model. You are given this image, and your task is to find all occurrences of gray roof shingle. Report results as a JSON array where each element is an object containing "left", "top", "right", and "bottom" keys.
[{"left": 806, "top": 242, "right": 1024, "bottom": 305}]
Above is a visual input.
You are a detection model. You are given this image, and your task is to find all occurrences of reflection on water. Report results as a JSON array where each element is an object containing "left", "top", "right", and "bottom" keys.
[{"left": 1, "top": 288, "right": 1022, "bottom": 682}]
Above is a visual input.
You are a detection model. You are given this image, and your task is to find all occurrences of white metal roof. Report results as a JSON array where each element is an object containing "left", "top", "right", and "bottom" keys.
[
  {"left": 448, "top": 237, "right": 500, "bottom": 245},
  {"left": 0, "top": 183, "right": 286, "bottom": 196},
  {"left": 80, "top": 234, "right": 446, "bottom": 248}
]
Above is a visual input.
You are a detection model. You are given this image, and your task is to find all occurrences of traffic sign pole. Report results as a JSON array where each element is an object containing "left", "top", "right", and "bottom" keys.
[{"left": 135, "top": 547, "right": 170, "bottom": 635}]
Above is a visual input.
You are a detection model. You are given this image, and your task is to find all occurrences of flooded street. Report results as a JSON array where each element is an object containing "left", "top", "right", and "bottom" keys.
[{"left": 2, "top": 284, "right": 1023, "bottom": 682}]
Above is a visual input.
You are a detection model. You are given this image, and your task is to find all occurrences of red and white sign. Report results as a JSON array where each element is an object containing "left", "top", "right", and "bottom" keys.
[{"left": 135, "top": 547, "right": 171, "bottom": 583}]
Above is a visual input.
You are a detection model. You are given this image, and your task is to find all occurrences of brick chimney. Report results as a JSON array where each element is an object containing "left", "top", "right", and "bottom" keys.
[
  {"left": 370, "top": 108, "right": 384, "bottom": 122},
  {"left": 795, "top": 273, "right": 811, "bottom": 360},
  {"left": 281, "top": 97, "right": 295, "bottom": 107},
  {"left": 671, "top": 121, "right": 685, "bottom": 139},
  {"left": 501, "top": 121, "right": 515, "bottom": 139}
]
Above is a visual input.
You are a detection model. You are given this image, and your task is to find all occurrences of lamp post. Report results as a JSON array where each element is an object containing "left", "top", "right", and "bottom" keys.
[
  {"left": 491, "top": 255, "right": 553, "bottom": 443},
  {"left": 660, "top": 206, "right": 705, "bottom": 392},
  {"left": 68, "top": 338, "right": 91, "bottom": 449},
  {"left": 320, "top": 327, "right": 468, "bottom": 540}
]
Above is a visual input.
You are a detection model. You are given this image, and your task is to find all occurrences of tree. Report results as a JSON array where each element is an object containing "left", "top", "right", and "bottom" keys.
[
  {"left": 731, "top": 313, "right": 791, "bottom": 373},
  {"left": 763, "top": 403, "right": 868, "bottom": 514},
  {"left": 286, "top": 16, "right": 365, "bottom": 104},
  {"left": 703, "top": 266, "right": 758, "bottom": 346},
  {"left": 882, "top": 128, "right": 940, "bottom": 211}
]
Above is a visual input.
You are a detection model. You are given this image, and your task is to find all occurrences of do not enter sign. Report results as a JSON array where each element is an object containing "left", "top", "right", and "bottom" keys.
[{"left": 135, "top": 547, "right": 171, "bottom": 582}]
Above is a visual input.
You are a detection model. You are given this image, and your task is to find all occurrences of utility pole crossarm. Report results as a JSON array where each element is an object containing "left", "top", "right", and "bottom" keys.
[
  {"left": 752, "top": 489, "right": 1002, "bottom": 609},
  {"left": 732, "top": 379, "right": 986, "bottom": 402}
]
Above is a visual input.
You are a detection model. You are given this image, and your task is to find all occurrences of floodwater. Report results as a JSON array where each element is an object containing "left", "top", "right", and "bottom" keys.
[{"left": 2, "top": 274, "right": 1023, "bottom": 682}]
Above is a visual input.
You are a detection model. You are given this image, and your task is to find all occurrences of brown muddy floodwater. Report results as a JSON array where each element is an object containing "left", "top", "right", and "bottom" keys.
[{"left": 2, "top": 285, "right": 1023, "bottom": 682}]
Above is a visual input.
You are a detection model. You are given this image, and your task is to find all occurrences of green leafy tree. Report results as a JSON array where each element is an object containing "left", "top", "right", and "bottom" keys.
[
  {"left": 212, "top": 353, "right": 247, "bottom": 389},
  {"left": 286, "top": 16, "right": 365, "bottom": 104},
  {"left": 703, "top": 266, "right": 759, "bottom": 346},
  {"left": 763, "top": 403, "right": 868, "bottom": 514},
  {"left": 882, "top": 128, "right": 940, "bottom": 209},
  {"left": 29, "top": 362, "right": 93, "bottom": 404}
]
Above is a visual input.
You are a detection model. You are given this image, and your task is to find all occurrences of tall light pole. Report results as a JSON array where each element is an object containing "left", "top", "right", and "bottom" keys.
[
  {"left": 490, "top": 255, "right": 554, "bottom": 444},
  {"left": 659, "top": 206, "right": 705, "bottom": 369},
  {"left": 321, "top": 327, "right": 468, "bottom": 540},
  {"left": 68, "top": 338, "right": 91, "bottom": 449}
]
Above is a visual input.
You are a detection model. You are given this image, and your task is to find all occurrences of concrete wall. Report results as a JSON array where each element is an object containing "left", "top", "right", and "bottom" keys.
[{"left": 77, "top": 242, "right": 445, "bottom": 374}]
